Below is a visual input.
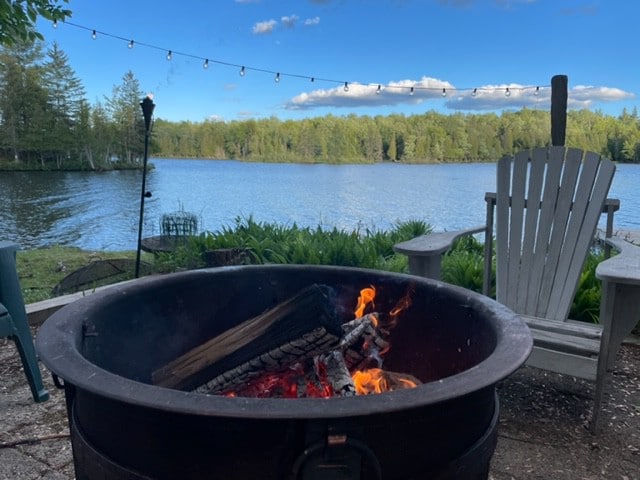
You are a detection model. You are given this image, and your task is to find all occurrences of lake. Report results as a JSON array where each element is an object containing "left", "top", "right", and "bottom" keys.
[{"left": 2, "top": 159, "right": 639, "bottom": 251}]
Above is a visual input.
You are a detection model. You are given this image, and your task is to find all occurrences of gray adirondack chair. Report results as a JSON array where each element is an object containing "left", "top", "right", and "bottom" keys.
[{"left": 394, "top": 146, "right": 640, "bottom": 432}]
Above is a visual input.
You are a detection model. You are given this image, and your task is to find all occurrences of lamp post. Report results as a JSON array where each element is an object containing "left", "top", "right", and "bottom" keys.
[{"left": 135, "top": 94, "right": 155, "bottom": 278}]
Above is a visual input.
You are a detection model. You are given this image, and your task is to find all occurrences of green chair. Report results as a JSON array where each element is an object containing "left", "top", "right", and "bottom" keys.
[{"left": 0, "top": 241, "right": 49, "bottom": 402}]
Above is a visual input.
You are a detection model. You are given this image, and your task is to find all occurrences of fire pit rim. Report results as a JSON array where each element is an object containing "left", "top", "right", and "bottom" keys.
[{"left": 36, "top": 265, "right": 532, "bottom": 419}]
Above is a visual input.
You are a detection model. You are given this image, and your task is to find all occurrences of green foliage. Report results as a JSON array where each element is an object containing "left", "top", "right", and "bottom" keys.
[
  {"left": 0, "top": 0, "right": 71, "bottom": 46},
  {"left": 569, "top": 248, "right": 605, "bottom": 324},
  {"left": 151, "top": 109, "right": 640, "bottom": 165},
  {"left": 441, "top": 236, "right": 487, "bottom": 294},
  {"left": 171, "top": 216, "right": 427, "bottom": 273}
]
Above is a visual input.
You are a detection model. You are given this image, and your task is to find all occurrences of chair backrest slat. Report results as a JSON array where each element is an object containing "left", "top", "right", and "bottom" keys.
[{"left": 493, "top": 146, "right": 615, "bottom": 321}]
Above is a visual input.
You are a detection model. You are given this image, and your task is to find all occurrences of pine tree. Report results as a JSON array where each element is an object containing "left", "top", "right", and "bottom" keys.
[
  {"left": 106, "top": 71, "right": 144, "bottom": 164},
  {"left": 42, "top": 41, "right": 86, "bottom": 166}
]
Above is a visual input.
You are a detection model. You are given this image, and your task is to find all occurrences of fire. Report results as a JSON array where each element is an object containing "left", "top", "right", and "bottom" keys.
[
  {"left": 352, "top": 368, "right": 419, "bottom": 395},
  {"left": 354, "top": 286, "right": 376, "bottom": 319},
  {"left": 352, "top": 368, "right": 387, "bottom": 395},
  {"left": 222, "top": 284, "right": 419, "bottom": 399}
]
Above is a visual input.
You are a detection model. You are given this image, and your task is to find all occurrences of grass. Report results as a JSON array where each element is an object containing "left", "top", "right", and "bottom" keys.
[{"left": 15, "top": 246, "right": 153, "bottom": 304}]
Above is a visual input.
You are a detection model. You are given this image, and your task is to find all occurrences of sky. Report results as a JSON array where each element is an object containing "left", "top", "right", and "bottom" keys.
[{"left": 36, "top": 0, "right": 638, "bottom": 123}]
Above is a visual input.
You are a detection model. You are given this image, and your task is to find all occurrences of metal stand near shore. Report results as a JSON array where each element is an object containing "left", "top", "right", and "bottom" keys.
[{"left": 135, "top": 95, "right": 156, "bottom": 278}]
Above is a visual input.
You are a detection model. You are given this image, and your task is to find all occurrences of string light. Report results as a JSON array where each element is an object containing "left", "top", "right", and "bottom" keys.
[
  {"left": 53, "top": 20, "right": 58, "bottom": 28},
  {"left": 53, "top": 20, "right": 549, "bottom": 99}
]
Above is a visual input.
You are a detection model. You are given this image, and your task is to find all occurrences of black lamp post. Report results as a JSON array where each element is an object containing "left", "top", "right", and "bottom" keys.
[{"left": 135, "top": 95, "right": 155, "bottom": 278}]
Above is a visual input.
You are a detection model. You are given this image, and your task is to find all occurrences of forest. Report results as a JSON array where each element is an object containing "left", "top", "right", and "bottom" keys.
[{"left": 1, "top": 39, "right": 640, "bottom": 170}]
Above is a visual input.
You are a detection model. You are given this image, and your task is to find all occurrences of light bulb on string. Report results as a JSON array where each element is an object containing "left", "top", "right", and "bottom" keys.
[
  {"left": 203, "top": 59, "right": 209, "bottom": 69},
  {"left": 275, "top": 72, "right": 280, "bottom": 83},
  {"left": 410, "top": 87, "right": 414, "bottom": 96},
  {"left": 166, "top": 50, "right": 172, "bottom": 61},
  {"left": 310, "top": 77, "right": 315, "bottom": 82},
  {"left": 534, "top": 86, "right": 540, "bottom": 96},
  {"left": 91, "top": 30, "right": 97, "bottom": 40},
  {"left": 239, "top": 66, "right": 245, "bottom": 77},
  {"left": 344, "top": 82, "right": 349, "bottom": 92},
  {"left": 471, "top": 88, "right": 477, "bottom": 97},
  {"left": 442, "top": 88, "right": 447, "bottom": 97},
  {"left": 376, "top": 84, "right": 381, "bottom": 95},
  {"left": 505, "top": 87, "right": 511, "bottom": 97},
  {"left": 128, "top": 40, "right": 134, "bottom": 49},
  {"left": 53, "top": 20, "right": 58, "bottom": 28}
]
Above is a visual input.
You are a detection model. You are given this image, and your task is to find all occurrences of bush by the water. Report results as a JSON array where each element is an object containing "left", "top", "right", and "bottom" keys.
[{"left": 153, "top": 216, "right": 602, "bottom": 325}]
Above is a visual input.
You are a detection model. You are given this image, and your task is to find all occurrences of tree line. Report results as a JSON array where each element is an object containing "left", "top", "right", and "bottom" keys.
[
  {"left": 0, "top": 40, "right": 145, "bottom": 169},
  {"left": 1, "top": 40, "right": 639, "bottom": 170},
  {"left": 152, "top": 108, "right": 640, "bottom": 164}
]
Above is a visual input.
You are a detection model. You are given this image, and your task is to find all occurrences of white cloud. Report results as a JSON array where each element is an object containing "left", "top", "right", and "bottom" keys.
[
  {"left": 281, "top": 14, "right": 299, "bottom": 28},
  {"left": 252, "top": 19, "right": 277, "bottom": 34},
  {"left": 285, "top": 76, "right": 454, "bottom": 110},
  {"left": 304, "top": 16, "right": 321, "bottom": 26},
  {"left": 446, "top": 84, "right": 635, "bottom": 111},
  {"left": 285, "top": 78, "right": 635, "bottom": 112}
]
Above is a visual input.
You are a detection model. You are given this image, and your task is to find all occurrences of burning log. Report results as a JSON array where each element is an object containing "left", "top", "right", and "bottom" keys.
[
  {"left": 152, "top": 284, "right": 342, "bottom": 390},
  {"left": 154, "top": 283, "right": 419, "bottom": 399},
  {"left": 193, "top": 326, "right": 338, "bottom": 394},
  {"left": 319, "top": 350, "right": 356, "bottom": 396}
]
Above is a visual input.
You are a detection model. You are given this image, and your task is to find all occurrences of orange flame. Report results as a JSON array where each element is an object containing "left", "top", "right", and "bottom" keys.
[
  {"left": 352, "top": 368, "right": 387, "bottom": 395},
  {"left": 354, "top": 286, "right": 376, "bottom": 318},
  {"left": 352, "top": 368, "right": 418, "bottom": 395}
]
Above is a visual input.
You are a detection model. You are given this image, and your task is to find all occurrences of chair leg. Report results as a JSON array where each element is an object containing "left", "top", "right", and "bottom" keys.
[
  {"left": 590, "top": 280, "right": 640, "bottom": 433},
  {"left": 11, "top": 328, "right": 50, "bottom": 402},
  {"left": 0, "top": 242, "right": 49, "bottom": 403},
  {"left": 590, "top": 328, "right": 611, "bottom": 434}
]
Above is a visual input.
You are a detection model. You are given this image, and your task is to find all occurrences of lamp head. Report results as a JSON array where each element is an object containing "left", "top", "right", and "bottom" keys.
[{"left": 140, "top": 94, "right": 155, "bottom": 132}]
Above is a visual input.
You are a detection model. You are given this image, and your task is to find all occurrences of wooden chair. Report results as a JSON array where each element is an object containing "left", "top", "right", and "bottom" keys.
[
  {"left": 0, "top": 241, "right": 49, "bottom": 402},
  {"left": 394, "top": 146, "right": 640, "bottom": 432}
]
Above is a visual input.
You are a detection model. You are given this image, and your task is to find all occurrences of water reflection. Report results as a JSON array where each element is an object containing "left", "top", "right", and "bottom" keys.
[{"left": 1, "top": 160, "right": 639, "bottom": 251}]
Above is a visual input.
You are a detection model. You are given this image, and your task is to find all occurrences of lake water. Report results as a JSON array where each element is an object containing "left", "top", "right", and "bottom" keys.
[{"left": 2, "top": 159, "right": 639, "bottom": 251}]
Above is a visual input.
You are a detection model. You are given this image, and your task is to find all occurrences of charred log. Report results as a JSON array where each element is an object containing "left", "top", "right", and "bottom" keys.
[{"left": 152, "top": 284, "right": 341, "bottom": 390}]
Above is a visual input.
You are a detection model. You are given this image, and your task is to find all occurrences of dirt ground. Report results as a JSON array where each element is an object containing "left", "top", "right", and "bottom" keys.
[{"left": 1, "top": 328, "right": 639, "bottom": 480}]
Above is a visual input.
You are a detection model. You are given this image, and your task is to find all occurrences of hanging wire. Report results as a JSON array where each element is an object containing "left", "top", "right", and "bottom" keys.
[{"left": 57, "top": 20, "right": 548, "bottom": 97}]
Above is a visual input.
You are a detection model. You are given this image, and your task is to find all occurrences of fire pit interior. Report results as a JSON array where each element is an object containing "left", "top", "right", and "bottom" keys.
[{"left": 37, "top": 265, "right": 531, "bottom": 480}]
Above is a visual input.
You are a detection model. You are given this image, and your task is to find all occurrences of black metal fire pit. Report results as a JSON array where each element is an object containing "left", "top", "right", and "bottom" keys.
[{"left": 36, "top": 265, "right": 531, "bottom": 480}]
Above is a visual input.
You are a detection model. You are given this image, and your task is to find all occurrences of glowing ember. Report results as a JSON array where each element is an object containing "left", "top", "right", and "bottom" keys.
[{"left": 222, "top": 285, "right": 420, "bottom": 398}]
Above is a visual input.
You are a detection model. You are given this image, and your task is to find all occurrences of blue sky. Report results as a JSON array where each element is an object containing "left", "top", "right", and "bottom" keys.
[{"left": 39, "top": 0, "right": 637, "bottom": 122}]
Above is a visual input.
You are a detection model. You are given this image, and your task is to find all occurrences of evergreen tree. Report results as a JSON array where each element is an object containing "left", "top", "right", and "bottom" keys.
[
  {"left": 106, "top": 71, "right": 144, "bottom": 164},
  {"left": 42, "top": 41, "right": 86, "bottom": 166}
]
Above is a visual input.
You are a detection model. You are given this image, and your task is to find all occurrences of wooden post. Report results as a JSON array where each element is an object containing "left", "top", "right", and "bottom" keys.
[{"left": 551, "top": 75, "right": 568, "bottom": 146}]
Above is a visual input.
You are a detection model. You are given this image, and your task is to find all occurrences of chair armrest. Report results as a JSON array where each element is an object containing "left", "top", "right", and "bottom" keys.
[
  {"left": 393, "top": 226, "right": 485, "bottom": 257},
  {"left": 596, "top": 236, "right": 640, "bottom": 286}
]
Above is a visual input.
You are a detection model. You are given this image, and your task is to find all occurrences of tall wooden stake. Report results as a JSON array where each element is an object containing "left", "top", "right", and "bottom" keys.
[{"left": 551, "top": 75, "right": 568, "bottom": 147}]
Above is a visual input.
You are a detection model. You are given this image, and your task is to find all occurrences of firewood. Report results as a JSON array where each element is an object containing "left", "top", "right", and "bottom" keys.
[
  {"left": 320, "top": 350, "right": 356, "bottom": 397},
  {"left": 193, "top": 326, "right": 339, "bottom": 394},
  {"left": 152, "top": 284, "right": 342, "bottom": 390}
]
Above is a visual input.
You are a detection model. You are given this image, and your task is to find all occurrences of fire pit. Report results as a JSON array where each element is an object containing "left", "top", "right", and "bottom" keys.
[{"left": 36, "top": 265, "right": 531, "bottom": 480}]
